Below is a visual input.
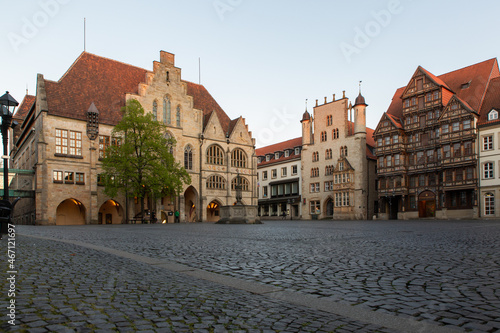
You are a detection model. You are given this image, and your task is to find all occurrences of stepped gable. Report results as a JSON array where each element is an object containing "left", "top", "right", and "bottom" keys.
[
  {"left": 479, "top": 76, "right": 500, "bottom": 125},
  {"left": 185, "top": 81, "right": 232, "bottom": 133},
  {"left": 387, "top": 59, "right": 500, "bottom": 118},
  {"left": 43, "top": 52, "right": 148, "bottom": 125}
]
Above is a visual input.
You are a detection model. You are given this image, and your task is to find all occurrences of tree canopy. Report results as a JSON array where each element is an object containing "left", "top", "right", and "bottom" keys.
[{"left": 101, "top": 99, "right": 191, "bottom": 218}]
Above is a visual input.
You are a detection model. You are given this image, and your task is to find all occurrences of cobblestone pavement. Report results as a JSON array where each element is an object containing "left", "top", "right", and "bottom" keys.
[
  {"left": 1, "top": 236, "right": 399, "bottom": 332},
  {"left": 4, "top": 219, "right": 500, "bottom": 332}
]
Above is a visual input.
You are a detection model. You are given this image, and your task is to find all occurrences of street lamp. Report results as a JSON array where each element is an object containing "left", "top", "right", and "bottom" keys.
[{"left": 0, "top": 91, "right": 19, "bottom": 201}]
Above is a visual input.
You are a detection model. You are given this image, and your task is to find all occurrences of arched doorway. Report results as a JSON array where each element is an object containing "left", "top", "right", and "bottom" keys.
[
  {"left": 184, "top": 186, "right": 198, "bottom": 222},
  {"left": 56, "top": 199, "right": 86, "bottom": 225},
  {"left": 418, "top": 191, "right": 436, "bottom": 218},
  {"left": 325, "top": 197, "right": 334, "bottom": 217},
  {"left": 98, "top": 200, "right": 124, "bottom": 224},
  {"left": 207, "top": 200, "right": 222, "bottom": 222}
]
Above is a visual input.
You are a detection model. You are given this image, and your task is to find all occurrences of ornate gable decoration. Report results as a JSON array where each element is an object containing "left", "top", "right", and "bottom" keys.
[
  {"left": 440, "top": 95, "right": 477, "bottom": 122},
  {"left": 334, "top": 157, "right": 355, "bottom": 173},
  {"left": 374, "top": 113, "right": 400, "bottom": 136}
]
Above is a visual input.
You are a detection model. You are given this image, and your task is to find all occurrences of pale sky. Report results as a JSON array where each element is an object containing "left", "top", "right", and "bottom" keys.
[{"left": 2, "top": 0, "right": 500, "bottom": 147}]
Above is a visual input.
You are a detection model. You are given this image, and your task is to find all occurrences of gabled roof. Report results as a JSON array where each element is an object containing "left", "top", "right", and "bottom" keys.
[
  {"left": 479, "top": 76, "right": 500, "bottom": 126},
  {"left": 185, "top": 81, "right": 232, "bottom": 133},
  {"left": 387, "top": 59, "right": 500, "bottom": 118},
  {"left": 386, "top": 113, "right": 403, "bottom": 129},
  {"left": 41, "top": 52, "right": 237, "bottom": 133},
  {"left": 13, "top": 95, "right": 35, "bottom": 121},
  {"left": 44, "top": 52, "right": 148, "bottom": 126}
]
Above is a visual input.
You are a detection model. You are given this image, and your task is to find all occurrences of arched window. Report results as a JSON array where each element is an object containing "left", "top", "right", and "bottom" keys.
[
  {"left": 165, "top": 132, "right": 174, "bottom": 155},
  {"left": 206, "top": 175, "right": 226, "bottom": 189},
  {"left": 321, "top": 131, "right": 327, "bottom": 142},
  {"left": 231, "top": 149, "right": 247, "bottom": 168},
  {"left": 341, "top": 146, "right": 348, "bottom": 157},
  {"left": 207, "top": 145, "right": 224, "bottom": 165},
  {"left": 164, "top": 97, "right": 171, "bottom": 124},
  {"left": 311, "top": 168, "right": 319, "bottom": 177},
  {"left": 325, "top": 148, "right": 332, "bottom": 160},
  {"left": 312, "top": 151, "right": 319, "bottom": 162},
  {"left": 231, "top": 176, "right": 249, "bottom": 191},
  {"left": 152, "top": 100, "right": 158, "bottom": 120},
  {"left": 176, "top": 106, "right": 181, "bottom": 127},
  {"left": 184, "top": 145, "right": 193, "bottom": 170},
  {"left": 332, "top": 128, "right": 339, "bottom": 139},
  {"left": 485, "top": 193, "right": 495, "bottom": 215}
]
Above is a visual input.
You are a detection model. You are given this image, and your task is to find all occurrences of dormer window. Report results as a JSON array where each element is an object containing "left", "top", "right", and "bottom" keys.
[
  {"left": 266, "top": 155, "right": 270, "bottom": 162},
  {"left": 461, "top": 81, "right": 471, "bottom": 89},
  {"left": 275, "top": 152, "right": 280, "bottom": 159},
  {"left": 284, "top": 150, "right": 289, "bottom": 157},
  {"left": 258, "top": 157, "right": 262, "bottom": 163},
  {"left": 488, "top": 109, "right": 499, "bottom": 121},
  {"left": 295, "top": 148, "right": 300, "bottom": 155}
]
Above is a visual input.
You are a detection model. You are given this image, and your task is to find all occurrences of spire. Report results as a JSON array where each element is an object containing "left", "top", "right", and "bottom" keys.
[
  {"left": 354, "top": 80, "right": 367, "bottom": 107},
  {"left": 301, "top": 98, "right": 310, "bottom": 121}
]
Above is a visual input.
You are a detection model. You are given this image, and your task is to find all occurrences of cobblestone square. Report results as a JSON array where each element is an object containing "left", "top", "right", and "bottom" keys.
[{"left": 1, "top": 220, "right": 499, "bottom": 332}]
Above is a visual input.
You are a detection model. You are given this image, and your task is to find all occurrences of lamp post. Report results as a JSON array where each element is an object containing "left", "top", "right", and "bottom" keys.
[{"left": 0, "top": 91, "right": 19, "bottom": 201}]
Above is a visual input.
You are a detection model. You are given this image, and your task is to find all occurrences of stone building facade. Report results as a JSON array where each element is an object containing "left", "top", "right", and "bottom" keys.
[
  {"left": 11, "top": 51, "right": 257, "bottom": 225},
  {"left": 374, "top": 59, "right": 500, "bottom": 219},
  {"left": 300, "top": 92, "right": 377, "bottom": 220},
  {"left": 256, "top": 137, "right": 302, "bottom": 219}
]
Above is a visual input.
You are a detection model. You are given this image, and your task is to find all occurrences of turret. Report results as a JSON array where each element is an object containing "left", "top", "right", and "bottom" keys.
[
  {"left": 353, "top": 91, "right": 367, "bottom": 136},
  {"left": 301, "top": 101, "right": 313, "bottom": 145}
]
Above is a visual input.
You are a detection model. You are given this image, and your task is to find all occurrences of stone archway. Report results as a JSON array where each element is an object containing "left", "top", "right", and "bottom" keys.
[
  {"left": 206, "top": 200, "right": 222, "bottom": 222},
  {"left": 418, "top": 191, "right": 436, "bottom": 218},
  {"left": 56, "top": 199, "right": 86, "bottom": 225},
  {"left": 324, "top": 197, "right": 334, "bottom": 217},
  {"left": 98, "top": 200, "right": 124, "bottom": 224},
  {"left": 184, "top": 186, "right": 198, "bottom": 222}
]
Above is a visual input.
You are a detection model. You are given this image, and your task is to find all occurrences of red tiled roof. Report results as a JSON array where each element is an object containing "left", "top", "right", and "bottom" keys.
[
  {"left": 13, "top": 95, "right": 35, "bottom": 121},
  {"left": 42, "top": 52, "right": 236, "bottom": 131},
  {"left": 44, "top": 52, "right": 148, "bottom": 125},
  {"left": 419, "top": 66, "right": 452, "bottom": 91},
  {"left": 385, "top": 113, "right": 403, "bottom": 129},
  {"left": 185, "top": 81, "right": 232, "bottom": 133},
  {"left": 387, "top": 59, "right": 500, "bottom": 118},
  {"left": 478, "top": 76, "right": 500, "bottom": 126},
  {"left": 256, "top": 137, "right": 302, "bottom": 156}
]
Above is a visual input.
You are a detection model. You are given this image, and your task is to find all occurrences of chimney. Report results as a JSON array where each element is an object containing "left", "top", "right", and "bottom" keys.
[
  {"left": 324, "top": 97, "right": 327, "bottom": 104},
  {"left": 343, "top": 90, "right": 346, "bottom": 98},
  {"left": 316, "top": 99, "right": 318, "bottom": 106},
  {"left": 333, "top": 94, "right": 336, "bottom": 101}
]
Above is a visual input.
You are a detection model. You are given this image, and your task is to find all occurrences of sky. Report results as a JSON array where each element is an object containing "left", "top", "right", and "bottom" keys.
[{"left": 2, "top": 0, "right": 500, "bottom": 148}]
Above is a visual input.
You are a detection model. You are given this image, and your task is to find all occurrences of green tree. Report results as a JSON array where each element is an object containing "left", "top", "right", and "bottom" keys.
[{"left": 101, "top": 99, "right": 190, "bottom": 222}]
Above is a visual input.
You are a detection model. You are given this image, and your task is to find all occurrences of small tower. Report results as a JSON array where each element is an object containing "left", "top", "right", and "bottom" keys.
[
  {"left": 352, "top": 82, "right": 368, "bottom": 219},
  {"left": 353, "top": 83, "right": 367, "bottom": 136},
  {"left": 301, "top": 99, "right": 313, "bottom": 145}
]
